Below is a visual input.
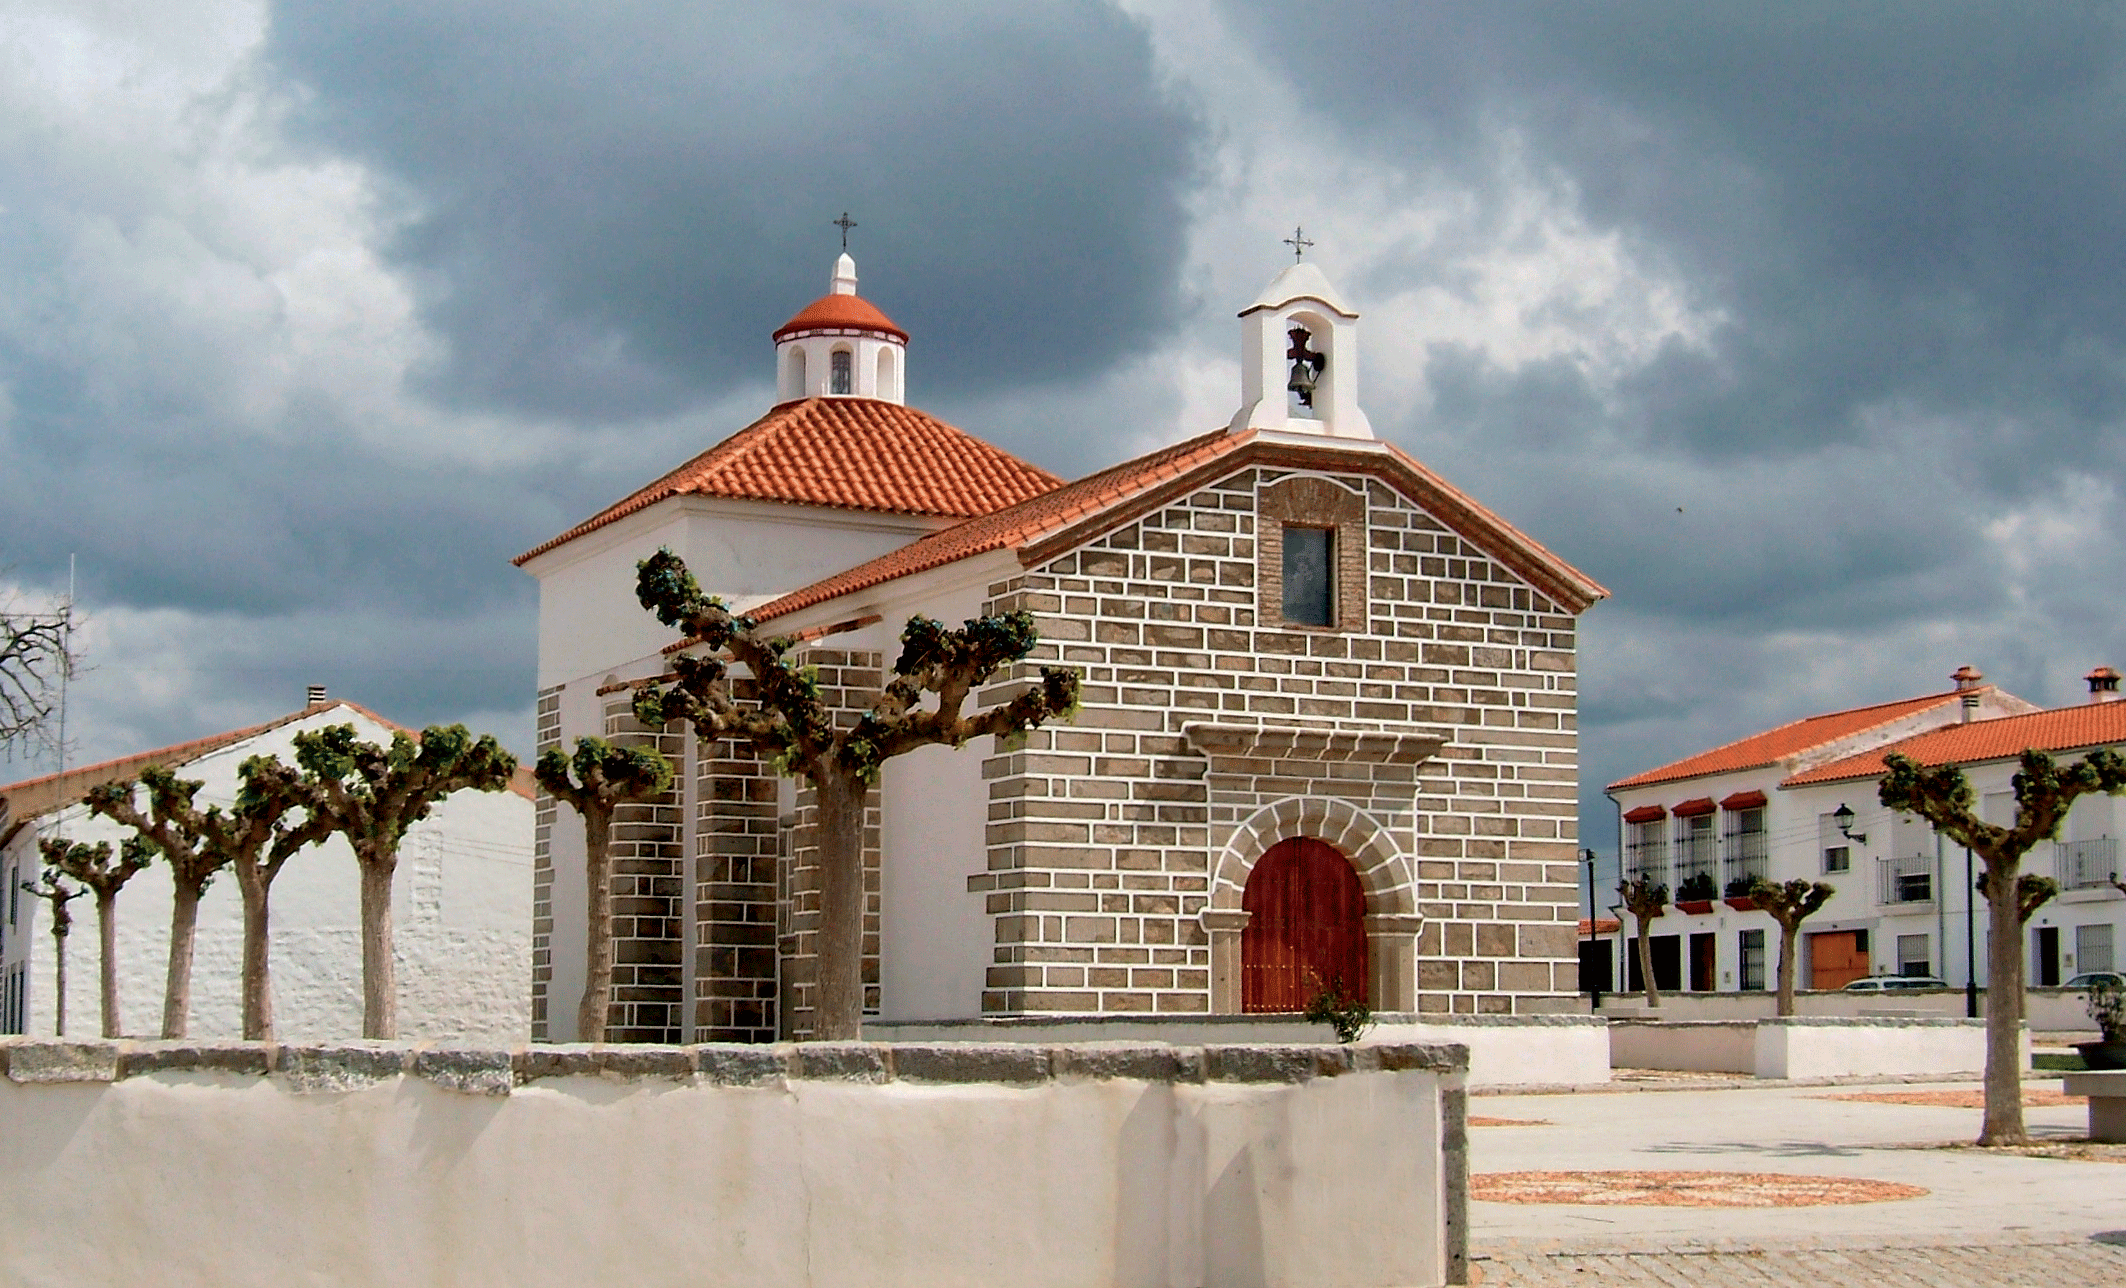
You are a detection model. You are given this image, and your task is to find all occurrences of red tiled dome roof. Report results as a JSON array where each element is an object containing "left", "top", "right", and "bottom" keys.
[{"left": 773, "top": 293, "right": 908, "bottom": 342}]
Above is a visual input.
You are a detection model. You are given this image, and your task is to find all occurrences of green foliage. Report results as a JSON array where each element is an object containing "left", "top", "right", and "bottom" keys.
[
  {"left": 1880, "top": 747, "right": 2126, "bottom": 867},
  {"left": 19, "top": 866, "right": 79, "bottom": 933},
  {"left": 2086, "top": 978, "right": 2126, "bottom": 1041},
  {"left": 1747, "top": 877, "right": 1836, "bottom": 926},
  {"left": 1304, "top": 978, "right": 1374, "bottom": 1044},
  {"left": 1975, "top": 869, "right": 2061, "bottom": 925},
  {"left": 1675, "top": 871, "right": 1716, "bottom": 902},
  {"left": 38, "top": 835, "right": 151, "bottom": 897},
  {"left": 1616, "top": 874, "right": 1667, "bottom": 917},
  {"left": 534, "top": 736, "right": 674, "bottom": 810},
  {"left": 292, "top": 722, "right": 518, "bottom": 850}
]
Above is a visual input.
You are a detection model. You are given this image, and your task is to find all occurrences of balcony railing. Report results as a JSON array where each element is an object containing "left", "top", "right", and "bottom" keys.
[
  {"left": 1624, "top": 839, "right": 1667, "bottom": 887},
  {"left": 2056, "top": 837, "right": 2120, "bottom": 891},
  {"left": 1877, "top": 854, "right": 1934, "bottom": 906},
  {"left": 1723, "top": 828, "right": 1769, "bottom": 896}
]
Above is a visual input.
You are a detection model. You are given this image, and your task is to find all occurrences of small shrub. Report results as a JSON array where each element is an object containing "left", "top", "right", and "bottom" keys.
[
  {"left": 1675, "top": 872, "right": 1717, "bottom": 902},
  {"left": 1305, "top": 978, "right": 1374, "bottom": 1044},
  {"left": 2087, "top": 978, "right": 2126, "bottom": 1042}
]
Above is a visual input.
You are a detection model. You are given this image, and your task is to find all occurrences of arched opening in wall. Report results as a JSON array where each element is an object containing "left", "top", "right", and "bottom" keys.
[
  {"left": 1240, "top": 837, "right": 1367, "bottom": 1012},
  {"left": 830, "top": 347, "right": 853, "bottom": 395},
  {"left": 786, "top": 348, "right": 807, "bottom": 399},
  {"left": 875, "top": 348, "right": 897, "bottom": 401}
]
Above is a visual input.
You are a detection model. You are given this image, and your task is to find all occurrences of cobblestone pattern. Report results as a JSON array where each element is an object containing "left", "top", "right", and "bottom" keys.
[
  {"left": 978, "top": 463, "right": 1583, "bottom": 1017},
  {"left": 774, "top": 648, "right": 884, "bottom": 1040},
  {"left": 1475, "top": 1241, "right": 2126, "bottom": 1287},
  {"left": 601, "top": 699, "right": 686, "bottom": 1043},
  {"left": 529, "top": 686, "right": 561, "bottom": 1041},
  {"left": 693, "top": 726, "right": 779, "bottom": 1043}
]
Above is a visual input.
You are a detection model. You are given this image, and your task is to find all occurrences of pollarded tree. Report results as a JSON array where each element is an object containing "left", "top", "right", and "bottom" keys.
[
  {"left": 1616, "top": 874, "right": 1666, "bottom": 1008},
  {"left": 1879, "top": 747, "right": 2126, "bottom": 1146},
  {"left": 633, "top": 549, "right": 1080, "bottom": 1041},
  {"left": 290, "top": 723, "right": 518, "bottom": 1039},
  {"left": 85, "top": 766, "right": 235, "bottom": 1038},
  {"left": 19, "top": 867, "right": 81, "bottom": 1035},
  {"left": 1748, "top": 877, "right": 1835, "bottom": 1017},
  {"left": 41, "top": 836, "right": 150, "bottom": 1038},
  {"left": 536, "top": 737, "right": 675, "bottom": 1043},
  {"left": 223, "top": 755, "right": 337, "bottom": 1039}
]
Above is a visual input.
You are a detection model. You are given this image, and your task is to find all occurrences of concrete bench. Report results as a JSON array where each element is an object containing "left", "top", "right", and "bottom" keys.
[{"left": 2061, "top": 1069, "right": 2126, "bottom": 1143}]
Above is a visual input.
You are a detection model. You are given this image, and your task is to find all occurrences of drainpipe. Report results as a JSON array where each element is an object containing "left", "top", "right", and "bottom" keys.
[{"left": 1935, "top": 831, "right": 1946, "bottom": 988}]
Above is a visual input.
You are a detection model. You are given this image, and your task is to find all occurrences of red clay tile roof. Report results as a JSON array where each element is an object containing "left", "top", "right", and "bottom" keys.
[
  {"left": 1784, "top": 700, "right": 2126, "bottom": 787},
  {"left": 1607, "top": 691, "right": 1966, "bottom": 791},
  {"left": 751, "top": 428, "right": 1609, "bottom": 623},
  {"left": 0, "top": 701, "right": 534, "bottom": 836},
  {"left": 515, "top": 398, "right": 1063, "bottom": 565},
  {"left": 1622, "top": 804, "right": 1666, "bottom": 824},
  {"left": 1671, "top": 796, "right": 1717, "bottom": 817},
  {"left": 773, "top": 292, "right": 908, "bottom": 342},
  {"left": 1721, "top": 790, "right": 1768, "bottom": 810}
]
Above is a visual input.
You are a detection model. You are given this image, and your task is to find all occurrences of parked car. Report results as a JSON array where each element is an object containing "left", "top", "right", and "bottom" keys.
[
  {"left": 2064, "top": 971, "right": 2125, "bottom": 990},
  {"left": 1842, "top": 975, "right": 1951, "bottom": 992}
]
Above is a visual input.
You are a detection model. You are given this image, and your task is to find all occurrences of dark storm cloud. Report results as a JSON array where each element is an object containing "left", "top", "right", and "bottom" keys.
[{"left": 262, "top": 1, "right": 1203, "bottom": 421}]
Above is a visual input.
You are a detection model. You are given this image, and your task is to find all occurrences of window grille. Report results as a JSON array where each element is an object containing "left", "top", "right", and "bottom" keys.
[
  {"left": 2078, "top": 923, "right": 2116, "bottom": 975},
  {"left": 2055, "top": 837, "right": 2118, "bottom": 891},
  {"left": 1739, "top": 929, "right": 1766, "bottom": 991},
  {"left": 1877, "top": 853, "right": 1934, "bottom": 905},
  {"left": 1722, "top": 807, "right": 1768, "bottom": 894},
  {"left": 1625, "top": 819, "right": 1668, "bottom": 886}
]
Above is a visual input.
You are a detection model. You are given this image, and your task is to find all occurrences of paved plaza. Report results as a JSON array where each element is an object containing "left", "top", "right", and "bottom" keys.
[{"left": 1469, "top": 1074, "right": 2126, "bottom": 1286}]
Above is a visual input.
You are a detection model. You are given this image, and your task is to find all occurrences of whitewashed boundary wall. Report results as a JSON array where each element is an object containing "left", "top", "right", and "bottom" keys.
[
  {"left": 0, "top": 1038, "right": 1468, "bottom": 1288},
  {"left": 1607, "top": 1016, "right": 2020, "bottom": 1080},
  {"left": 1594, "top": 986, "right": 2102, "bottom": 1034},
  {"left": 870, "top": 1013, "right": 1608, "bottom": 1089}
]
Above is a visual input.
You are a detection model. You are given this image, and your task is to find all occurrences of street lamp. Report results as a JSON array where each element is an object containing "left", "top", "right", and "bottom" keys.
[{"left": 1833, "top": 803, "right": 1868, "bottom": 845}]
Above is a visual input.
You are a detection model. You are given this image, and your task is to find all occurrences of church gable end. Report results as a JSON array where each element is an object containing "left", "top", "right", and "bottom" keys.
[{"left": 973, "top": 459, "right": 1583, "bottom": 1018}]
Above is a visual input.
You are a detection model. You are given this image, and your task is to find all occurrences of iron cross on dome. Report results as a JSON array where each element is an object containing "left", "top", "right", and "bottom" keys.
[{"left": 832, "top": 212, "right": 858, "bottom": 249}]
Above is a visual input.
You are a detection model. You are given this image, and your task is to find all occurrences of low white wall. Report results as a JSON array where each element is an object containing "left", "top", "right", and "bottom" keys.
[
  {"left": 1754, "top": 1017, "right": 2016, "bottom": 1080},
  {"left": 1609, "top": 1020, "right": 1756, "bottom": 1074},
  {"left": 870, "top": 1012, "right": 1610, "bottom": 1089},
  {"left": 0, "top": 1038, "right": 1465, "bottom": 1288},
  {"left": 1594, "top": 987, "right": 2099, "bottom": 1034}
]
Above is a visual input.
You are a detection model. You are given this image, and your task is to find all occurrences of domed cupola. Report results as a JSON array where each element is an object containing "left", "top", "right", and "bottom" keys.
[{"left": 773, "top": 254, "right": 909, "bottom": 404}]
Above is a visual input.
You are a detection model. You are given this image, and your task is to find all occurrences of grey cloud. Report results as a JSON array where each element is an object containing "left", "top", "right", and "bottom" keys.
[{"left": 262, "top": 1, "right": 1204, "bottom": 424}]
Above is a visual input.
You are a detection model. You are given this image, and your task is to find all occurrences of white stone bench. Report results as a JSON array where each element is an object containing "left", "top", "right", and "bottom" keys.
[{"left": 2062, "top": 1069, "right": 2126, "bottom": 1143}]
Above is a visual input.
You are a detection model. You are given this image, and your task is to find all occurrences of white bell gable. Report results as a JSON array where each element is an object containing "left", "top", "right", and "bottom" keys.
[{"left": 1230, "top": 261, "right": 1373, "bottom": 440}]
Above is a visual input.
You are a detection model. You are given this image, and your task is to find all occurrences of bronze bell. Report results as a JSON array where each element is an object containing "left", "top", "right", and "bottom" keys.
[{"left": 1286, "top": 325, "right": 1325, "bottom": 409}]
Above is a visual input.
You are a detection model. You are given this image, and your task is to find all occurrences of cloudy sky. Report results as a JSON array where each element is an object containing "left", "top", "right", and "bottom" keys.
[{"left": 6, "top": 2, "right": 2126, "bottom": 878}]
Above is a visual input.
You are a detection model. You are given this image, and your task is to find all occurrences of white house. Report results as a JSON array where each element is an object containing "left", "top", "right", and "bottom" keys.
[
  {"left": 0, "top": 693, "right": 535, "bottom": 1041},
  {"left": 517, "top": 251, "right": 1609, "bottom": 1042},
  {"left": 1606, "top": 666, "right": 2126, "bottom": 996}
]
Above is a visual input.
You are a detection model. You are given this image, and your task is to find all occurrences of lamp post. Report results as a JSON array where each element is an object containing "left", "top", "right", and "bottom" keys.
[
  {"left": 1583, "top": 847, "right": 1602, "bottom": 1006},
  {"left": 1964, "top": 845, "right": 1978, "bottom": 1017}
]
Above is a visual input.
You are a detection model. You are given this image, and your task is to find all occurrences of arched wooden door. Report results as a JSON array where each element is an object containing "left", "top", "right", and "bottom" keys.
[{"left": 1241, "top": 837, "right": 1368, "bottom": 1012}]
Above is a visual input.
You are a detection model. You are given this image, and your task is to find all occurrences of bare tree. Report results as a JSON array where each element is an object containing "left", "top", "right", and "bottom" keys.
[
  {"left": 1747, "top": 877, "right": 1835, "bottom": 1017},
  {"left": 1880, "top": 747, "right": 2126, "bottom": 1145},
  {"left": 86, "top": 767, "right": 234, "bottom": 1038},
  {"left": 536, "top": 737, "right": 675, "bottom": 1044},
  {"left": 0, "top": 589, "right": 75, "bottom": 761},
  {"left": 1616, "top": 875, "right": 1666, "bottom": 1008},
  {"left": 40, "top": 836, "right": 150, "bottom": 1037},
  {"left": 289, "top": 723, "right": 518, "bottom": 1039},
  {"left": 633, "top": 549, "right": 1080, "bottom": 1041},
  {"left": 19, "top": 868, "right": 81, "bottom": 1036}
]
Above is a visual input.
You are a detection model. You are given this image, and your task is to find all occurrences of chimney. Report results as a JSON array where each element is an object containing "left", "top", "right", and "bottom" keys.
[
  {"left": 305, "top": 684, "right": 329, "bottom": 708},
  {"left": 1951, "top": 665, "right": 1983, "bottom": 722},
  {"left": 2088, "top": 666, "right": 2121, "bottom": 704}
]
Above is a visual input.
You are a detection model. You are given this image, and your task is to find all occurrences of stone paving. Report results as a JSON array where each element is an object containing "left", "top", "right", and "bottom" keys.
[{"left": 1468, "top": 1075, "right": 2126, "bottom": 1285}]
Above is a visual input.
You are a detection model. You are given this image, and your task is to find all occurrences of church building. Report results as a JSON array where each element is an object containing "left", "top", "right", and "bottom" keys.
[{"left": 515, "top": 251, "right": 1607, "bottom": 1042}]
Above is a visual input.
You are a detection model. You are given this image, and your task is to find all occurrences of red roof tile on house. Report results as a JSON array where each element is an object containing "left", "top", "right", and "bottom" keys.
[
  {"left": 1622, "top": 804, "right": 1666, "bottom": 824},
  {"left": 1606, "top": 691, "right": 1965, "bottom": 791},
  {"left": 773, "top": 293, "right": 908, "bottom": 342},
  {"left": 515, "top": 398, "right": 1063, "bottom": 565},
  {"left": 1721, "top": 790, "right": 1768, "bottom": 810},
  {"left": 1671, "top": 797, "right": 1717, "bottom": 818},
  {"left": 750, "top": 428, "right": 1609, "bottom": 624},
  {"left": 1784, "top": 700, "right": 2126, "bottom": 787}
]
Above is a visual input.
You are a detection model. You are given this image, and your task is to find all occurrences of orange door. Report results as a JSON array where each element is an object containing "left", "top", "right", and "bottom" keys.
[
  {"left": 1241, "top": 838, "right": 1368, "bottom": 1012},
  {"left": 1810, "top": 931, "right": 1870, "bottom": 990}
]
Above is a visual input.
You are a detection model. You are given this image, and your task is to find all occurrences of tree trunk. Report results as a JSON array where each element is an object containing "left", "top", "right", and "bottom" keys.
[
  {"left": 238, "top": 869, "right": 275, "bottom": 1042},
  {"left": 812, "top": 770, "right": 869, "bottom": 1041},
  {"left": 52, "top": 928, "right": 68, "bottom": 1037},
  {"left": 1979, "top": 866, "right": 2027, "bottom": 1145},
  {"left": 161, "top": 881, "right": 202, "bottom": 1039},
  {"left": 1775, "top": 921, "right": 1799, "bottom": 1018},
  {"left": 1637, "top": 921, "right": 1659, "bottom": 1008},
  {"left": 96, "top": 888, "right": 120, "bottom": 1038},
  {"left": 358, "top": 851, "right": 398, "bottom": 1040},
  {"left": 575, "top": 809, "right": 615, "bottom": 1044}
]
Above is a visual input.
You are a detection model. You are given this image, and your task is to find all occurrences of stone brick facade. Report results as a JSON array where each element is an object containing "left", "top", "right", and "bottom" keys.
[
  {"left": 600, "top": 698, "right": 686, "bottom": 1043},
  {"left": 529, "top": 686, "right": 561, "bottom": 1041},
  {"left": 973, "top": 459, "right": 1583, "bottom": 1018}
]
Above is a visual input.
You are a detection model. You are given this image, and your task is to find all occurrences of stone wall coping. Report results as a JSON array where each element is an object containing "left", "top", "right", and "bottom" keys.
[
  {"left": 2061, "top": 1070, "right": 2126, "bottom": 1096},
  {"left": 869, "top": 1011, "right": 1602, "bottom": 1030},
  {"left": 0, "top": 1037, "right": 1464, "bottom": 1094},
  {"left": 1608, "top": 1016, "right": 1992, "bottom": 1030}
]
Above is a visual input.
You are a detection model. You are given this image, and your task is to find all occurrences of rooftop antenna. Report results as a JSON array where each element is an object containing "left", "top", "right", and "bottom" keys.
[
  {"left": 55, "top": 553, "right": 74, "bottom": 778},
  {"left": 833, "top": 212, "right": 858, "bottom": 250},
  {"left": 1282, "top": 225, "right": 1315, "bottom": 263}
]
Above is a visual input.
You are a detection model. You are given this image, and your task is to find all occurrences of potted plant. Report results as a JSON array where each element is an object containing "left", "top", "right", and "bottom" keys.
[
  {"left": 1723, "top": 875, "right": 1763, "bottom": 911},
  {"left": 1675, "top": 871, "right": 1716, "bottom": 914},
  {"left": 2078, "top": 978, "right": 2126, "bottom": 1070}
]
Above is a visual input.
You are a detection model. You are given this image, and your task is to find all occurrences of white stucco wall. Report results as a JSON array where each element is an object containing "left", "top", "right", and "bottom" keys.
[
  {"left": 1, "top": 707, "right": 532, "bottom": 1042},
  {"left": 0, "top": 1039, "right": 1460, "bottom": 1288},
  {"left": 1609, "top": 1019, "right": 1758, "bottom": 1074},
  {"left": 879, "top": 742, "right": 991, "bottom": 1021},
  {"left": 1754, "top": 1016, "right": 2011, "bottom": 1080}
]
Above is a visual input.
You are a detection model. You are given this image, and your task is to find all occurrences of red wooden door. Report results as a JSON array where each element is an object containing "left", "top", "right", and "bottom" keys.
[{"left": 1241, "top": 838, "right": 1368, "bottom": 1012}]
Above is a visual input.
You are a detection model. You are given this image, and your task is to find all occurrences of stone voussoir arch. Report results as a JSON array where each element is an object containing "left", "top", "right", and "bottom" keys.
[{"left": 1208, "top": 794, "right": 1417, "bottom": 918}]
